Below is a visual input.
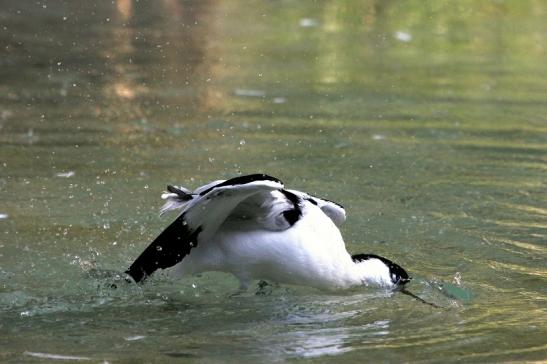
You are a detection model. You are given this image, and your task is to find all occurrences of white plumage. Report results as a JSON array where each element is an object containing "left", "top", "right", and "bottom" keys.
[{"left": 126, "top": 174, "right": 410, "bottom": 291}]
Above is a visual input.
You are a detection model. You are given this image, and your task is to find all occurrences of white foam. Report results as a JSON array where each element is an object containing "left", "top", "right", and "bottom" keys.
[
  {"left": 24, "top": 351, "right": 91, "bottom": 361},
  {"left": 124, "top": 335, "right": 146, "bottom": 341},
  {"left": 55, "top": 171, "right": 75, "bottom": 178}
]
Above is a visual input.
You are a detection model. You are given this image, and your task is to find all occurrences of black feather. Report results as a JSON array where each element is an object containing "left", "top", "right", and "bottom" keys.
[
  {"left": 198, "top": 174, "right": 282, "bottom": 196},
  {"left": 167, "top": 185, "right": 193, "bottom": 201},
  {"left": 280, "top": 189, "right": 302, "bottom": 226},
  {"left": 125, "top": 214, "right": 201, "bottom": 283}
]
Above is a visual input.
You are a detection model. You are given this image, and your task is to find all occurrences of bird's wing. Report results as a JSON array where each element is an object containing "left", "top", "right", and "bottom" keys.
[
  {"left": 126, "top": 174, "right": 289, "bottom": 282},
  {"left": 288, "top": 189, "right": 346, "bottom": 226},
  {"left": 159, "top": 179, "right": 225, "bottom": 216},
  {"left": 160, "top": 181, "right": 346, "bottom": 227}
]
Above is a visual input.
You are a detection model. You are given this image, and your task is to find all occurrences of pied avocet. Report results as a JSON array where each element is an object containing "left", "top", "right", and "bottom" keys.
[{"left": 125, "top": 174, "right": 410, "bottom": 291}]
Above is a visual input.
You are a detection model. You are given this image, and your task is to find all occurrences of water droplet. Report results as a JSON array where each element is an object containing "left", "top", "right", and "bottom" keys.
[{"left": 273, "top": 97, "right": 286, "bottom": 104}]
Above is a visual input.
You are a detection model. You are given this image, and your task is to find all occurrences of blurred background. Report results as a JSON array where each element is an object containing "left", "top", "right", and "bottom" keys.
[{"left": 1, "top": 1, "right": 546, "bottom": 362}]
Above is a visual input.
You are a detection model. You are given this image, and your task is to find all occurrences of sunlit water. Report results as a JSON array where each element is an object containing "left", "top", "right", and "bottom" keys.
[{"left": 1, "top": 1, "right": 546, "bottom": 363}]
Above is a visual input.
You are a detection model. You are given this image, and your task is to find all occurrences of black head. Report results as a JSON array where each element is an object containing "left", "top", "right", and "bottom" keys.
[{"left": 352, "top": 254, "right": 411, "bottom": 287}]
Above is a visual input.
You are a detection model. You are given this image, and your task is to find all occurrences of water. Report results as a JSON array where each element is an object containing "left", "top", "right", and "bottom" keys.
[{"left": 1, "top": 1, "right": 546, "bottom": 362}]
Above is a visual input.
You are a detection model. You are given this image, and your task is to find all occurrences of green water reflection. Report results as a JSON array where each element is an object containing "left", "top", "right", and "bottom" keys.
[{"left": 1, "top": 1, "right": 546, "bottom": 362}]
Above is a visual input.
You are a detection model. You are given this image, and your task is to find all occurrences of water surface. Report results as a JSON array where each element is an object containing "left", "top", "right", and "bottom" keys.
[{"left": 1, "top": 1, "right": 546, "bottom": 362}]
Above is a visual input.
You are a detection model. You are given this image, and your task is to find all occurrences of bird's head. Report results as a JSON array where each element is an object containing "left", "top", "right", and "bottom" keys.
[{"left": 351, "top": 254, "right": 411, "bottom": 288}]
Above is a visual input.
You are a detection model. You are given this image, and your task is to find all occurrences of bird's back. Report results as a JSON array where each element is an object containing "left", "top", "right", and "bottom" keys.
[{"left": 174, "top": 200, "right": 358, "bottom": 290}]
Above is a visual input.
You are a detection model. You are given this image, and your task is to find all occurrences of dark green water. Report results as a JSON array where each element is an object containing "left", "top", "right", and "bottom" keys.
[{"left": 1, "top": 1, "right": 546, "bottom": 362}]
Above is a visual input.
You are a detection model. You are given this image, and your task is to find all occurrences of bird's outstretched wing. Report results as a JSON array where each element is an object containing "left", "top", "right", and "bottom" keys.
[
  {"left": 126, "top": 174, "right": 286, "bottom": 282},
  {"left": 159, "top": 180, "right": 347, "bottom": 227}
]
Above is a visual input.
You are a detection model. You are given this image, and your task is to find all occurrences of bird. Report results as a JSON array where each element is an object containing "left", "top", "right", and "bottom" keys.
[{"left": 125, "top": 173, "right": 411, "bottom": 291}]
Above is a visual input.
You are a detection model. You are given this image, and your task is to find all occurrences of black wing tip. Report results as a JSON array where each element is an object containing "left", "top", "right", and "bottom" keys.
[
  {"left": 125, "top": 267, "right": 147, "bottom": 283},
  {"left": 305, "top": 197, "right": 318, "bottom": 205},
  {"left": 352, "top": 253, "right": 411, "bottom": 286},
  {"left": 323, "top": 198, "right": 344, "bottom": 210},
  {"left": 307, "top": 193, "right": 345, "bottom": 210},
  {"left": 199, "top": 173, "right": 283, "bottom": 196},
  {"left": 239, "top": 173, "right": 282, "bottom": 184},
  {"left": 125, "top": 217, "right": 202, "bottom": 284},
  {"left": 166, "top": 185, "right": 193, "bottom": 200}
]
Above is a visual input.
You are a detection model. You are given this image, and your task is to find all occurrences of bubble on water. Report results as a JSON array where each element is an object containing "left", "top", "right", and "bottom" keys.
[
  {"left": 156, "top": 246, "right": 163, "bottom": 251},
  {"left": 395, "top": 31, "right": 412, "bottom": 42},
  {"left": 0, "top": 213, "right": 8, "bottom": 220},
  {"left": 239, "top": 139, "right": 246, "bottom": 146},
  {"left": 372, "top": 134, "right": 386, "bottom": 140},
  {"left": 234, "top": 89, "right": 265, "bottom": 97},
  {"left": 26, "top": 128, "right": 36, "bottom": 142},
  {"left": 299, "top": 18, "right": 318, "bottom": 27}
]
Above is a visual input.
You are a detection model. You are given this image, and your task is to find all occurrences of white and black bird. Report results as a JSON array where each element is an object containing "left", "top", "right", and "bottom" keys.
[{"left": 125, "top": 174, "right": 411, "bottom": 291}]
